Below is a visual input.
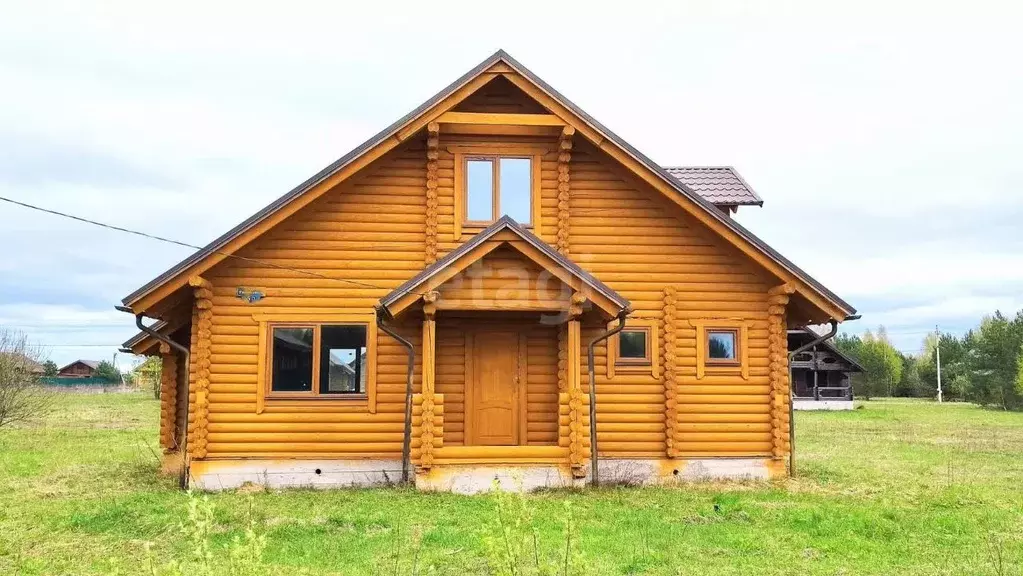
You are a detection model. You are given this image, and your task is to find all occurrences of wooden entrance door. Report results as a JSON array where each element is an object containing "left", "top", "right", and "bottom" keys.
[{"left": 466, "top": 330, "right": 523, "bottom": 446}]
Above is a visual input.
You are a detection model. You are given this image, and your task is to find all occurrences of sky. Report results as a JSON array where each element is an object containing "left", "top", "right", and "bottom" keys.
[{"left": 0, "top": 1, "right": 1020, "bottom": 369}]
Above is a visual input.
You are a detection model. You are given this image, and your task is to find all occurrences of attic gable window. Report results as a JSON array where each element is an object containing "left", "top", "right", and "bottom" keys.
[{"left": 464, "top": 156, "right": 532, "bottom": 224}]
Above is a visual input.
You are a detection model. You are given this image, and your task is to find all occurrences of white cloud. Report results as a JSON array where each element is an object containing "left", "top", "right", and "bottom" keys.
[{"left": 0, "top": 0, "right": 1021, "bottom": 364}]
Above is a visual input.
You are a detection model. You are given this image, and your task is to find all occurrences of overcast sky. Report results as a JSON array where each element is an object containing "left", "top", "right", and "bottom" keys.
[{"left": 1, "top": 1, "right": 1020, "bottom": 369}]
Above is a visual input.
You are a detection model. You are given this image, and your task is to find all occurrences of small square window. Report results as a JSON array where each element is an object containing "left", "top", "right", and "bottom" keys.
[
  {"left": 616, "top": 328, "right": 650, "bottom": 365},
  {"left": 707, "top": 329, "right": 739, "bottom": 364}
]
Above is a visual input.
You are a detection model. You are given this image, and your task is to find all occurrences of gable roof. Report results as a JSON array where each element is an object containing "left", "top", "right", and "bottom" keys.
[
  {"left": 664, "top": 166, "right": 763, "bottom": 206},
  {"left": 60, "top": 360, "right": 100, "bottom": 371},
  {"left": 121, "top": 50, "right": 854, "bottom": 321},
  {"left": 787, "top": 331, "right": 865, "bottom": 372},
  {"left": 378, "top": 216, "right": 630, "bottom": 317}
]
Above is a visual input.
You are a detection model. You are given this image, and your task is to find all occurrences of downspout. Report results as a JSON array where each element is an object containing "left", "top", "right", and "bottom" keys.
[
  {"left": 376, "top": 307, "right": 416, "bottom": 485},
  {"left": 587, "top": 309, "right": 629, "bottom": 487},
  {"left": 116, "top": 306, "right": 191, "bottom": 489},
  {"left": 786, "top": 317, "right": 855, "bottom": 476}
]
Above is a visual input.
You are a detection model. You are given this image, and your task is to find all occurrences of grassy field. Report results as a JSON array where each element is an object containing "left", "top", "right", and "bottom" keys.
[{"left": 1, "top": 394, "right": 1021, "bottom": 575}]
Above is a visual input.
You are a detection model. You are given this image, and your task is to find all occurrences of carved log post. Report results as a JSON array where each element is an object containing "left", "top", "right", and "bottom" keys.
[
  {"left": 662, "top": 286, "right": 680, "bottom": 458},
  {"left": 768, "top": 284, "right": 795, "bottom": 461},
  {"left": 564, "top": 293, "right": 588, "bottom": 477},
  {"left": 419, "top": 291, "right": 439, "bottom": 470},
  {"left": 189, "top": 276, "right": 213, "bottom": 460},
  {"left": 555, "top": 129, "right": 574, "bottom": 398},
  {"left": 159, "top": 342, "right": 179, "bottom": 452},
  {"left": 425, "top": 122, "right": 440, "bottom": 265},
  {"left": 556, "top": 126, "right": 574, "bottom": 256}
]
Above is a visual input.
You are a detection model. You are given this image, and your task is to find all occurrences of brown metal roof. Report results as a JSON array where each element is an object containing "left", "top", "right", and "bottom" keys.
[
  {"left": 121, "top": 50, "right": 855, "bottom": 319},
  {"left": 663, "top": 166, "right": 763, "bottom": 206}
]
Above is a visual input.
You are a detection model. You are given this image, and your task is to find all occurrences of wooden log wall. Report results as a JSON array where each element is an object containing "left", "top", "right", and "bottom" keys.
[
  {"left": 198, "top": 141, "right": 425, "bottom": 459},
  {"left": 189, "top": 276, "right": 213, "bottom": 459},
  {"left": 425, "top": 123, "right": 440, "bottom": 264},
  {"left": 569, "top": 139, "right": 775, "bottom": 458},
  {"left": 159, "top": 343, "right": 178, "bottom": 452},
  {"left": 186, "top": 82, "right": 786, "bottom": 463},
  {"left": 662, "top": 287, "right": 679, "bottom": 458},
  {"left": 768, "top": 284, "right": 794, "bottom": 458}
]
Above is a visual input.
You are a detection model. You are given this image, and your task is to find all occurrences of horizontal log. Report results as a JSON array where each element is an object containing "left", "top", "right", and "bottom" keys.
[
  {"left": 208, "top": 442, "right": 405, "bottom": 453},
  {"left": 433, "top": 446, "right": 568, "bottom": 459}
]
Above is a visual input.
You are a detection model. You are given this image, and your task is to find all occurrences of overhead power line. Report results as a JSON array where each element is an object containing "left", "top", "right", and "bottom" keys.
[{"left": 0, "top": 195, "right": 391, "bottom": 292}]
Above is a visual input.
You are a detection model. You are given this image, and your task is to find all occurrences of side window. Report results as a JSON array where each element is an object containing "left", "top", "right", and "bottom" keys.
[
  {"left": 271, "top": 327, "right": 314, "bottom": 392},
  {"left": 694, "top": 322, "right": 748, "bottom": 379},
  {"left": 616, "top": 328, "right": 651, "bottom": 366},
  {"left": 706, "top": 329, "right": 739, "bottom": 365},
  {"left": 320, "top": 325, "right": 367, "bottom": 394},
  {"left": 606, "top": 319, "right": 659, "bottom": 378},
  {"left": 268, "top": 324, "right": 369, "bottom": 396}
]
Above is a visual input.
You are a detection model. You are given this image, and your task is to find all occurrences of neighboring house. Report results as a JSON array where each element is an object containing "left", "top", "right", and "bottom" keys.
[
  {"left": 120, "top": 51, "right": 856, "bottom": 492},
  {"left": 0, "top": 353, "right": 45, "bottom": 375},
  {"left": 57, "top": 360, "right": 100, "bottom": 378},
  {"left": 789, "top": 331, "right": 864, "bottom": 411}
]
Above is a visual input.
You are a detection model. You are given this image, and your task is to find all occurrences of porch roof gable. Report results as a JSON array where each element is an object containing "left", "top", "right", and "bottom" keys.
[{"left": 377, "top": 216, "right": 630, "bottom": 317}]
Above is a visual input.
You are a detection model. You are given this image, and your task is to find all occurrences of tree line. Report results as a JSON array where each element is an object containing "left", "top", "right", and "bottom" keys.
[{"left": 833, "top": 309, "right": 1023, "bottom": 410}]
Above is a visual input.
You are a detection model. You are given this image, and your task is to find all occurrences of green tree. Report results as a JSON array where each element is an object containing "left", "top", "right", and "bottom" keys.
[
  {"left": 855, "top": 327, "right": 902, "bottom": 399},
  {"left": 42, "top": 360, "right": 58, "bottom": 377},
  {"left": 966, "top": 311, "right": 1023, "bottom": 410},
  {"left": 895, "top": 353, "right": 923, "bottom": 397},
  {"left": 93, "top": 361, "right": 121, "bottom": 383},
  {"left": 918, "top": 332, "right": 970, "bottom": 402},
  {"left": 1017, "top": 343, "right": 1023, "bottom": 399}
]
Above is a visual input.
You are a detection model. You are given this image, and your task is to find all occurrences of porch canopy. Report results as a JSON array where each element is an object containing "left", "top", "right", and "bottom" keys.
[
  {"left": 377, "top": 216, "right": 629, "bottom": 320},
  {"left": 375, "top": 217, "right": 629, "bottom": 475}
]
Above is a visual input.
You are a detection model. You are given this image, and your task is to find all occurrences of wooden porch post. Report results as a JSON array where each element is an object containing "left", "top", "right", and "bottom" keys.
[
  {"left": 566, "top": 312, "right": 587, "bottom": 478},
  {"left": 419, "top": 291, "right": 439, "bottom": 470}
]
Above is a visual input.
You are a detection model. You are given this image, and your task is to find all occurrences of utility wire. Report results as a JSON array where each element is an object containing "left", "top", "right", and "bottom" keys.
[{"left": 0, "top": 195, "right": 393, "bottom": 293}]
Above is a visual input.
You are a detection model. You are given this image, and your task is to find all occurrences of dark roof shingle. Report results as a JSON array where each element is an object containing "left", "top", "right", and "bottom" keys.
[{"left": 663, "top": 166, "right": 763, "bottom": 206}]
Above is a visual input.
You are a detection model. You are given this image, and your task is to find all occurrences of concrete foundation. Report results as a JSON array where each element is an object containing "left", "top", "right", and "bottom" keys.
[
  {"left": 189, "top": 459, "right": 404, "bottom": 491},
  {"left": 793, "top": 399, "right": 854, "bottom": 411},
  {"left": 189, "top": 457, "right": 782, "bottom": 492}
]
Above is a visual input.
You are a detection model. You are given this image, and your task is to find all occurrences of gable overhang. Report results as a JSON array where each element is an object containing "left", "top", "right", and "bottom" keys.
[
  {"left": 377, "top": 216, "right": 630, "bottom": 318},
  {"left": 121, "top": 50, "right": 855, "bottom": 324}
]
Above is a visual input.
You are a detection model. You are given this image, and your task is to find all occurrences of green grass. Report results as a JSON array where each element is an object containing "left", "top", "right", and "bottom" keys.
[{"left": 1, "top": 394, "right": 1022, "bottom": 575}]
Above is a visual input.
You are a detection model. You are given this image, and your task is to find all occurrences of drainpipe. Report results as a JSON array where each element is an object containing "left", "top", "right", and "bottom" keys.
[
  {"left": 116, "top": 306, "right": 191, "bottom": 489},
  {"left": 786, "top": 317, "right": 859, "bottom": 476},
  {"left": 586, "top": 309, "right": 629, "bottom": 487},
  {"left": 376, "top": 307, "right": 416, "bottom": 485}
]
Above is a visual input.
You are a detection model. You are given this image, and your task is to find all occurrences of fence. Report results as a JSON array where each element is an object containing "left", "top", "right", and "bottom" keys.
[{"left": 40, "top": 377, "right": 130, "bottom": 394}]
